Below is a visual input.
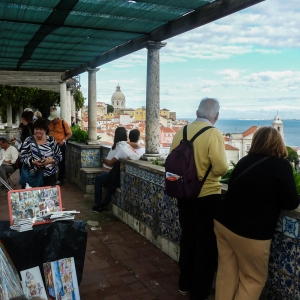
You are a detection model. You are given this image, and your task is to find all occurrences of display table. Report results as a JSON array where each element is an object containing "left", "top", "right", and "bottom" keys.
[{"left": 0, "top": 220, "right": 87, "bottom": 284}]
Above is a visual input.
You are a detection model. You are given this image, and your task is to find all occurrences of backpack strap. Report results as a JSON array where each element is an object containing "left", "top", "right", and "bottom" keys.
[
  {"left": 183, "top": 125, "right": 188, "bottom": 141},
  {"left": 61, "top": 119, "right": 67, "bottom": 136},
  {"left": 186, "top": 125, "right": 214, "bottom": 182},
  {"left": 190, "top": 126, "right": 213, "bottom": 143}
]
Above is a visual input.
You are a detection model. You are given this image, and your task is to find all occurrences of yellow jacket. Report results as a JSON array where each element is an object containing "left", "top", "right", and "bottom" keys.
[{"left": 170, "top": 121, "right": 228, "bottom": 197}]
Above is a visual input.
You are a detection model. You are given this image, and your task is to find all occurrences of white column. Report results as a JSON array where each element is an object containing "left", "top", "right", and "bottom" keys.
[
  {"left": 59, "top": 81, "right": 67, "bottom": 121},
  {"left": 86, "top": 67, "right": 100, "bottom": 144},
  {"left": 6, "top": 104, "right": 12, "bottom": 128},
  {"left": 17, "top": 105, "right": 23, "bottom": 125},
  {"left": 142, "top": 41, "right": 166, "bottom": 160},
  {"left": 64, "top": 88, "right": 72, "bottom": 125},
  {"left": 71, "top": 92, "right": 76, "bottom": 120}
]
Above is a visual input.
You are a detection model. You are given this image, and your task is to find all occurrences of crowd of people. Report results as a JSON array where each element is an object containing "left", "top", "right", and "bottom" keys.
[
  {"left": 1, "top": 99, "right": 299, "bottom": 300},
  {"left": 0, "top": 107, "right": 72, "bottom": 188}
]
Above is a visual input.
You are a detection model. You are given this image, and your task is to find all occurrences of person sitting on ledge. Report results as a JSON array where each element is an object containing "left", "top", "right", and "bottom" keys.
[
  {"left": 92, "top": 127, "right": 139, "bottom": 213},
  {"left": 214, "top": 126, "right": 300, "bottom": 300},
  {"left": 0, "top": 137, "right": 19, "bottom": 189},
  {"left": 127, "top": 129, "right": 145, "bottom": 158}
]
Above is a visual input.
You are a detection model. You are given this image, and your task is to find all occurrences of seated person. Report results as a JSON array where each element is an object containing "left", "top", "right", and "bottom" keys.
[
  {"left": 92, "top": 127, "right": 139, "bottom": 213},
  {"left": 0, "top": 138, "right": 19, "bottom": 188},
  {"left": 127, "top": 129, "right": 145, "bottom": 158}
]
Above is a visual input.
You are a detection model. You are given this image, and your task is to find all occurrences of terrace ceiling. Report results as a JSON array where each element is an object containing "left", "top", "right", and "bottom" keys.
[{"left": 0, "top": 0, "right": 264, "bottom": 92}]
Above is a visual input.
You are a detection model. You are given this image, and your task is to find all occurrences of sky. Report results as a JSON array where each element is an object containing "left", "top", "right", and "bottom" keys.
[{"left": 79, "top": 0, "right": 300, "bottom": 120}]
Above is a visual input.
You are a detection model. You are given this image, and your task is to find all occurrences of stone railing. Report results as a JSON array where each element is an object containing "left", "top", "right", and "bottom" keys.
[
  {"left": 111, "top": 159, "right": 180, "bottom": 262},
  {"left": 110, "top": 159, "right": 300, "bottom": 300}
]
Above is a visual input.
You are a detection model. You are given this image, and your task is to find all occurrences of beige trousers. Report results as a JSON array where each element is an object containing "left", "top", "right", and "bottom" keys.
[{"left": 214, "top": 220, "right": 271, "bottom": 300}]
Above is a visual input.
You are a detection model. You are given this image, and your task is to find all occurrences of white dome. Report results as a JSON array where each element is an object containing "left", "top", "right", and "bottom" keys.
[{"left": 111, "top": 84, "right": 125, "bottom": 101}]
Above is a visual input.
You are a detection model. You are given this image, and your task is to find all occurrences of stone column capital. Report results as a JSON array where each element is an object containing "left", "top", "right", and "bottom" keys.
[
  {"left": 86, "top": 67, "right": 100, "bottom": 73},
  {"left": 144, "top": 41, "right": 167, "bottom": 50}
]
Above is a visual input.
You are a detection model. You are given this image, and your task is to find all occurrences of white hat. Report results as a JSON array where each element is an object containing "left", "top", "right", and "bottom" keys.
[{"left": 48, "top": 111, "right": 60, "bottom": 121}]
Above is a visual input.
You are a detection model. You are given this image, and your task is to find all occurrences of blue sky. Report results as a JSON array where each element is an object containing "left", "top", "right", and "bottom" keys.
[{"left": 79, "top": 0, "right": 300, "bottom": 120}]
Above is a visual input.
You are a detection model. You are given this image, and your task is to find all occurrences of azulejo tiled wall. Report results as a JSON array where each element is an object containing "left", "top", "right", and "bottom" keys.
[
  {"left": 112, "top": 160, "right": 300, "bottom": 298},
  {"left": 112, "top": 162, "right": 180, "bottom": 246},
  {"left": 66, "top": 142, "right": 106, "bottom": 189},
  {"left": 260, "top": 213, "right": 300, "bottom": 300}
]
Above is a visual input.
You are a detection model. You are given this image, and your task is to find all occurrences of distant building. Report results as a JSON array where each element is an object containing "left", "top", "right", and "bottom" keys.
[
  {"left": 169, "top": 112, "right": 176, "bottom": 121},
  {"left": 229, "top": 126, "right": 258, "bottom": 159},
  {"left": 111, "top": 84, "right": 125, "bottom": 112},
  {"left": 120, "top": 108, "right": 135, "bottom": 117},
  {"left": 160, "top": 108, "right": 169, "bottom": 118},
  {"left": 134, "top": 107, "right": 146, "bottom": 121},
  {"left": 272, "top": 113, "right": 284, "bottom": 140},
  {"left": 224, "top": 144, "right": 239, "bottom": 167}
]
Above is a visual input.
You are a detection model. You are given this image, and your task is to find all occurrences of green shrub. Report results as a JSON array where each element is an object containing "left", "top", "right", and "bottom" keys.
[
  {"left": 152, "top": 158, "right": 165, "bottom": 167},
  {"left": 69, "top": 125, "right": 89, "bottom": 143}
]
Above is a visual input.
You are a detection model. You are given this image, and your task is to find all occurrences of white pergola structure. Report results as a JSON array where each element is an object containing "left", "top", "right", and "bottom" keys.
[{"left": 0, "top": 0, "right": 264, "bottom": 152}]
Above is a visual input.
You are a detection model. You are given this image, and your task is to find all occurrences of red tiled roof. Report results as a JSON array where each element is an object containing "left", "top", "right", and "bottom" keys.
[
  {"left": 161, "top": 143, "right": 171, "bottom": 147},
  {"left": 224, "top": 136, "right": 230, "bottom": 141},
  {"left": 225, "top": 144, "right": 239, "bottom": 150},
  {"left": 242, "top": 126, "right": 258, "bottom": 138},
  {"left": 160, "top": 127, "right": 175, "bottom": 133}
]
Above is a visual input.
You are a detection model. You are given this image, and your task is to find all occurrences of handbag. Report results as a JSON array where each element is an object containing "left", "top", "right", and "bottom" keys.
[
  {"left": 19, "top": 164, "right": 44, "bottom": 187},
  {"left": 12, "top": 156, "right": 21, "bottom": 170},
  {"left": 19, "top": 136, "right": 44, "bottom": 187}
]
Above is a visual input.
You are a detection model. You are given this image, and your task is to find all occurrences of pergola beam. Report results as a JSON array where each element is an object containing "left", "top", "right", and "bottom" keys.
[
  {"left": 0, "top": 71, "right": 62, "bottom": 92},
  {"left": 62, "top": 0, "right": 264, "bottom": 80}
]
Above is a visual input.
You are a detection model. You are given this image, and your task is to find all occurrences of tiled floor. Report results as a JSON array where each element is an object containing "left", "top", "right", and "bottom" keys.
[{"left": 0, "top": 172, "right": 215, "bottom": 300}]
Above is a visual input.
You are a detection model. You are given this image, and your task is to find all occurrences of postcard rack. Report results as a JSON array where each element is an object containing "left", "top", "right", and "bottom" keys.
[{"left": 7, "top": 186, "right": 62, "bottom": 226}]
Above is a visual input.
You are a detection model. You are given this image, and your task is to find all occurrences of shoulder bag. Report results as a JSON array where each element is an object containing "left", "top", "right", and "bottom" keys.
[{"left": 19, "top": 136, "right": 44, "bottom": 187}]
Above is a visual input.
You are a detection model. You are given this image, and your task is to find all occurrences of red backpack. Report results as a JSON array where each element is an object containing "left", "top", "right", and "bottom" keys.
[{"left": 165, "top": 125, "right": 213, "bottom": 198}]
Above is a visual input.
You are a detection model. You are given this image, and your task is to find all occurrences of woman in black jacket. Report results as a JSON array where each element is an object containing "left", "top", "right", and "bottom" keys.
[{"left": 214, "top": 127, "right": 299, "bottom": 300}]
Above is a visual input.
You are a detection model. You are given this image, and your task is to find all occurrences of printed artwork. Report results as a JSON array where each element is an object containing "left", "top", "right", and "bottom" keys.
[
  {"left": 0, "top": 243, "right": 24, "bottom": 299},
  {"left": 43, "top": 257, "right": 80, "bottom": 300},
  {"left": 8, "top": 186, "right": 62, "bottom": 226},
  {"left": 20, "top": 266, "right": 47, "bottom": 300}
]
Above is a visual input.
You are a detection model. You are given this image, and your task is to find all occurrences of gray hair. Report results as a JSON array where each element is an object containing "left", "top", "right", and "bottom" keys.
[
  {"left": 197, "top": 98, "right": 220, "bottom": 120},
  {"left": 24, "top": 107, "right": 33, "bottom": 112}
]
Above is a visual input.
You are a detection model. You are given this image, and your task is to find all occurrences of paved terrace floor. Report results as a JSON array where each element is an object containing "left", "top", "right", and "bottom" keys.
[{"left": 0, "top": 172, "right": 215, "bottom": 300}]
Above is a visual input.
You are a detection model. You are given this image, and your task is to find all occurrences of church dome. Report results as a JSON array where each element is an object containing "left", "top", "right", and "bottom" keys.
[{"left": 111, "top": 84, "right": 125, "bottom": 101}]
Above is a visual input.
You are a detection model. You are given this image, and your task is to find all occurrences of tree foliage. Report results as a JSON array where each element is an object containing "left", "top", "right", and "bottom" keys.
[
  {"left": 286, "top": 146, "right": 299, "bottom": 165},
  {"left": 0, "top": 85, "right": 60, "bottom": 121},
  {"left": 73, "top": 89, "right": 85, "bottom": 110},
  {"left": 106, "top": 104, "right": 114, "bottom": 114}
]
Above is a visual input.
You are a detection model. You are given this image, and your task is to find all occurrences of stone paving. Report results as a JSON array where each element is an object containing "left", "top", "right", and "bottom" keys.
[{"left": 0, "top": 172, "right": 215, "bottom": 300}]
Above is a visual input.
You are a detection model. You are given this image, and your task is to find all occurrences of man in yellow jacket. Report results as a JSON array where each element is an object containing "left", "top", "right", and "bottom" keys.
[{"left": 170, "top": 98, "right": 228, "bottom": 300}]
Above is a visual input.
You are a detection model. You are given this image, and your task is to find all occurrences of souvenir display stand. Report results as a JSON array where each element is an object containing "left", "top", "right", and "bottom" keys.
[{"left": 0, "top": 186, "right": 87, "bottom": 285}]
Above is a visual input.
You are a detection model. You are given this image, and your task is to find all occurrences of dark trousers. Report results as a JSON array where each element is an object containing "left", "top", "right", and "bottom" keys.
[
  {"left": 94, "top": 171, "right": 111, "bottom": 207},
  {"left": 178, "top": 194, "right": 220, "bottom": 300},
  {"left": 57, "top": 144, "right": 65, "bottom": 182}
]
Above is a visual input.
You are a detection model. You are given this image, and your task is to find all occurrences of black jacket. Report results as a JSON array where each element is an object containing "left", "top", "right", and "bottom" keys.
[{"left": 215, "top": 154, "right": 299, "bottom": 240}]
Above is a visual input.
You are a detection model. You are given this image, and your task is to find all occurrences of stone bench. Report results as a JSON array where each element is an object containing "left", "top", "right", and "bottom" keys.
[{"left": 80, "top": 167, "right": 103, "bottom": 194}]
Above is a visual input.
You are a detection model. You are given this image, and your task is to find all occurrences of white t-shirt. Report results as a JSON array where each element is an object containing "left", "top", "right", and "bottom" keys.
[
  {"left": 103, "top": 148, "right": 117, "bottom": 170},
  {"left": 135, "top": 147, "right": 145, "bottom": 158}
]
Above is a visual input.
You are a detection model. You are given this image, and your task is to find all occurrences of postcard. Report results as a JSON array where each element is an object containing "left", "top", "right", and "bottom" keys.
[
  {"left": 43, "top": 257, "right": 80, "bottom": 300},
  {"left": 20, "top": 266, "right": 47, "bottom": 300}
]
